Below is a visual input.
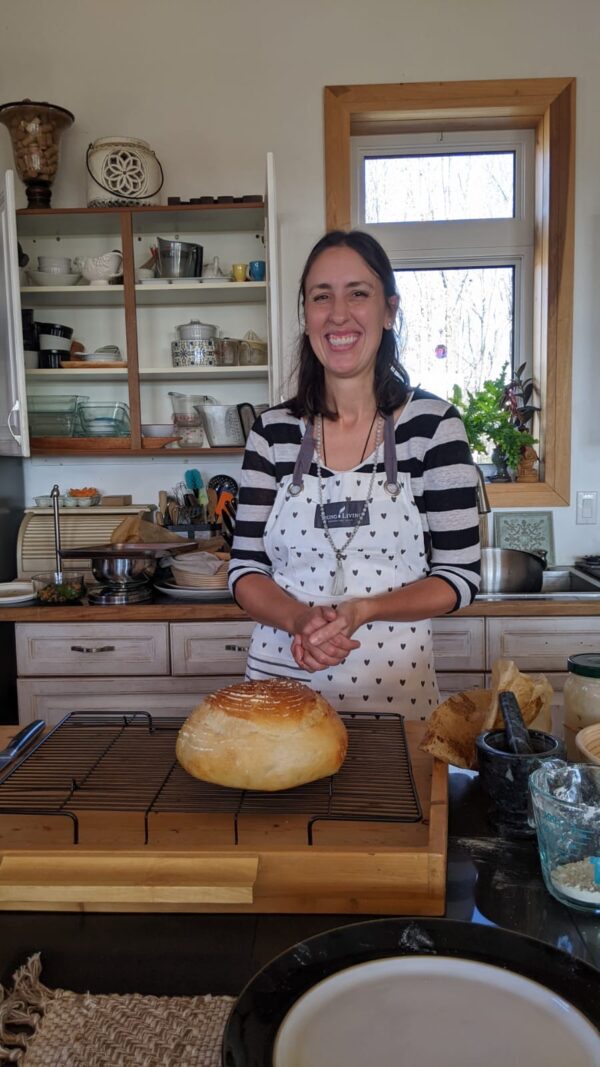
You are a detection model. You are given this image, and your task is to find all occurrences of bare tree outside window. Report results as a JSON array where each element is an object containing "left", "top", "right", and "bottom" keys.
[{"left": 395, "top": 266, "right": 513, "bottom": 396}]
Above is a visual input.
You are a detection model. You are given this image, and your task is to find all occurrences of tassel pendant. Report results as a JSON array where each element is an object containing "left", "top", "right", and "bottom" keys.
[{"left": 332, "top": 554, "right": 345, "bottom": 596}]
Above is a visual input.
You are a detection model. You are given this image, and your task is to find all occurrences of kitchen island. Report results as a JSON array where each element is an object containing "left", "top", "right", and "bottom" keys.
[{"left": 0, "top": 755, "right": 598, "bottom": 996}]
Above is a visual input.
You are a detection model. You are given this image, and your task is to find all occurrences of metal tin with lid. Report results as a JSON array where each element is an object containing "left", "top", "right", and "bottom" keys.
[{"left": 564, "top": 653, "right": 600, "bottom": 759}]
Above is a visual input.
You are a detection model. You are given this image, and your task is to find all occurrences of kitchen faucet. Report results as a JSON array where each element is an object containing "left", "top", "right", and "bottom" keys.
[{"left": 475, "top": 465, "right": 491, "bottom": 548}]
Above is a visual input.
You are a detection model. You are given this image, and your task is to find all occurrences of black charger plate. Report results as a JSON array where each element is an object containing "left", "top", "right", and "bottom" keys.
[{"left": 222, "top": 917, "right": 600, "bottom": 1066}]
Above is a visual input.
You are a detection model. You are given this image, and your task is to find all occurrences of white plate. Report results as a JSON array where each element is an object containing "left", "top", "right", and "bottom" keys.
[
  {"left": 154, "top": 581, "right": 232, "bottom": 601},
  {"left": 0, "top": 582, "right": 37, "bottom": 605},
  {"left": 28, "top": 270, "right": 82, "bottom": 287},
  {"left": 273, "top": 956, "right": 600, "bottom": 1067}
]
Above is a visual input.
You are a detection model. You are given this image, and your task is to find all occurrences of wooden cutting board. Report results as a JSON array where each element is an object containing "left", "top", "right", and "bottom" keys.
[{"left": 0, "top": 722, "right": 448, "bottom": 915}]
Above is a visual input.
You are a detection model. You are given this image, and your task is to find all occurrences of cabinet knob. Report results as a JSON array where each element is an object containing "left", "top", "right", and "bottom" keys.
[
  {"left": 70, "top": 645, "right": 116, "bottom": 654},
  {"left": 224, "top": 644, "right": 249, "bottom": 653}
]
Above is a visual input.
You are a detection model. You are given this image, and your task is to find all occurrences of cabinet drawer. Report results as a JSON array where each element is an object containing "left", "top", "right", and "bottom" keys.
[
  {"left": 16, "top": 624, "right": 169, "bottom": 677},
  {"left": 171, "top": 622, "right": 255, "bottom": 676},
  {"left": 17, "top": 675, "right": 244, "bottom": 726},
  {"left": 432, "top": 618, "right": 485, "bottom": 671},
  {"left": 486, "top": 618, "right": 600, "bottom": 671}
]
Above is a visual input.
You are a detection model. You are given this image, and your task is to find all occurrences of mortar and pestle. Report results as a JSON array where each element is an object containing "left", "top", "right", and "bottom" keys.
[{"left": 475, "top": 692, "right": 566, "bottom": 838}]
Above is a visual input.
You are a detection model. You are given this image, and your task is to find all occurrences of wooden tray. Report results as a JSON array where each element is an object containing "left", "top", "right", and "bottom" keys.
[
  {"left": 0, "top": 721, "right": 447, "bottom": 915},
  {"left": 141, "top": 436, "right": 178, "bottom": 450},
  {"left": 60, "top": 360, "right": 127, "bottom": 369},
  {"left": 30, "top": 436, "right": 131, "bottom": 451}
]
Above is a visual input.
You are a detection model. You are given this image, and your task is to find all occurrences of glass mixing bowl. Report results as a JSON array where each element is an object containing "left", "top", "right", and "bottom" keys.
[{"left": 530, "top": 760, "right": 600, "bottom": 913}]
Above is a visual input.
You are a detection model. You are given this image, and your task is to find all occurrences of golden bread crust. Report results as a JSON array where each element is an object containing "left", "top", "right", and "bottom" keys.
[{"left": 176, "top": 678, "right": 348, "bottom": 791}]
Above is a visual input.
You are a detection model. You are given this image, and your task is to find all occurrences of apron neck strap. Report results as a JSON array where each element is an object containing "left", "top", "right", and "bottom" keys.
[
  {"left": 290, "top": 413, "right": 399, "bottom": 493},
  {"left": 290, "top": 421, "right": 316, "bottom": 493},
  {"left": 383, "top": 413, "right": 400, "bottom": 493}
]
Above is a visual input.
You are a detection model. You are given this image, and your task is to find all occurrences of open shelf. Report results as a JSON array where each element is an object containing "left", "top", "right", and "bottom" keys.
[
  {"left": 27, "top": 368, "right": 128, "bottom": 382},
  {"left": 26, "top": 365, "right": 268, "bottom": 382},
  {"left": 134, "top": 281, "right": 266, "bottom": 306},
  {"left": 21, "top": 285, "right": 125, "bottom": 308},
  {"left": 139, "top": 365, "right": 268, "bottom": 381},
  {"left": 17, "top": 202, "right": 265, "bottom": 237}
]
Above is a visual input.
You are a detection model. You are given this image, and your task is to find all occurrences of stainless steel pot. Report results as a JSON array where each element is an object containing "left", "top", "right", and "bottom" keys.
[
  {"left": 156, "top": 239, "right": 202, "bottom": 278},
  {"left": 89, "top": 553, "right": 157, "bottom": 586},
  {"left": 60, "top": 541, "right": 196, "bottom": 586},
  {"left": 480, "top": 547, "right": 546, "bottom": 594}
]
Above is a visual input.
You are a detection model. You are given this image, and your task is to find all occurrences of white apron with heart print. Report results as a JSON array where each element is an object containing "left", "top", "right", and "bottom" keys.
[{"left": 245, "top": 415, "right": 439, "bottom": 719}]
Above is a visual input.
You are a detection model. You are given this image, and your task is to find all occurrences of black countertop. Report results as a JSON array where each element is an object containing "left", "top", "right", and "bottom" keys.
[{"left": 0, "top": 768, "right": 598, "bottom": 997}]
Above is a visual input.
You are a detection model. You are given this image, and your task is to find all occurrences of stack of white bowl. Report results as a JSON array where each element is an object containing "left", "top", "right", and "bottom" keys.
[{"left": 29, "top": 255, "right": 81, "bottom": 287}]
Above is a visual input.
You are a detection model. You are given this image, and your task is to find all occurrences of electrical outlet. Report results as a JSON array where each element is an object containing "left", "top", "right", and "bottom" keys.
[{"left": 576, "top": 491, "right": 598, "bottom": 525}]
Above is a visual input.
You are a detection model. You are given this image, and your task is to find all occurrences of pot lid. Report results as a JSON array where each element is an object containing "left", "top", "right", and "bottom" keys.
[{"left": 60, "top": 542, "right": 196, "bottom": 559}]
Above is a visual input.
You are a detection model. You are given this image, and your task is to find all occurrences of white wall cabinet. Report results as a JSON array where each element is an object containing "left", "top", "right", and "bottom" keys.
[{"left": 0, "top": 157, "right": 282, "bottom": 458}]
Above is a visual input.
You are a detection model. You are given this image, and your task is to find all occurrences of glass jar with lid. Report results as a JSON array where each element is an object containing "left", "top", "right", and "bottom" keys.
[{"left": 563, "top": 654, "right": 600, "bottom": 759}]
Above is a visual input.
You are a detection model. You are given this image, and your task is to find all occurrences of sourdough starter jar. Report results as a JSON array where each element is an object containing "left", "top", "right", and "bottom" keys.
[{"left": 563, "top": 654, "right": 600, "bottom": 760}]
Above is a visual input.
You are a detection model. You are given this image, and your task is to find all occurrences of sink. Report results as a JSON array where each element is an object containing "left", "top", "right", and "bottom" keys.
[{"left": 476, "top": 566, "right": 600, "bottom": 600}]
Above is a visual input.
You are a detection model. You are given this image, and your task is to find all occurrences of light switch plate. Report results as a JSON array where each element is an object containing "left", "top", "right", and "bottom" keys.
[{"left": 576, "top": 491, "right": 598, "bottom": 524}]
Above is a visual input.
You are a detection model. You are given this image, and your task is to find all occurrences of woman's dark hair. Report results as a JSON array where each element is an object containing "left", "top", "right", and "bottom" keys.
[{"left": 288, "top": 229, "right": 410, "bottom": 420}]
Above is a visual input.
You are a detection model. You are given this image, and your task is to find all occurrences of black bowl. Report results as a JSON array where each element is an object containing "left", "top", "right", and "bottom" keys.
[
  {"left": 35, "top": 320, "right": 73, "bottom": 339},
  {"left": 38, "top": 349, "right": 64, "bottom": 369},
  {"left": 222, "top": 917, "right": 600, "bottom": 1065}
]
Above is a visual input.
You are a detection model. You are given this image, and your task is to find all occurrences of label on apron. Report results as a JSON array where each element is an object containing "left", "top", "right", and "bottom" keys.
[{"left": 315, "top": 502, "right": 370, "bottom": 529}]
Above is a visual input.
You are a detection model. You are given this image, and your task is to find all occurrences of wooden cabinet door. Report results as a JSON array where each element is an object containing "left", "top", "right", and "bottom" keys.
[
  {"left": 432, "top": 617, "right": 485, "bottom": 671},
  {"left": 0, "top": 170, "right": 29, "bottom": 457}
]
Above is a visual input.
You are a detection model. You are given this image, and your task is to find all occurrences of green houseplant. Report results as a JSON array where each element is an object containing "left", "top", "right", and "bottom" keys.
[{"left": 449, "top": 368, "right": 537, "bottom": 479}]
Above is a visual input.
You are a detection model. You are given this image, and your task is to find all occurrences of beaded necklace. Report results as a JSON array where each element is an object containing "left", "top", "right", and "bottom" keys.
[{"left": 315, "top": 412, "right": 383, "bottom": 596}]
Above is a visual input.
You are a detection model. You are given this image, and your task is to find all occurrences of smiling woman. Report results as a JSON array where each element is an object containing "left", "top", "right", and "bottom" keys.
[{"left": 228, "top": 229, "right": 480, "bottom": 720}]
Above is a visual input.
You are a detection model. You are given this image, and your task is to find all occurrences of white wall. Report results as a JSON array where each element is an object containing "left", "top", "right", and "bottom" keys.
[{"left": 2, "top": 0, "right": 599, "bottom": 560}]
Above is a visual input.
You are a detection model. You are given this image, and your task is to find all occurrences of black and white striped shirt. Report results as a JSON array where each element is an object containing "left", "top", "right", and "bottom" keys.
[{"left": 229, "top": 388, "right": 481, "bottom": 610}]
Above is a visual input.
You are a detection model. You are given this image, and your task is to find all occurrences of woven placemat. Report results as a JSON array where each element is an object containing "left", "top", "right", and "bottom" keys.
[{"left": 0, "top": 954, "right": 234, "bottom": 1066}]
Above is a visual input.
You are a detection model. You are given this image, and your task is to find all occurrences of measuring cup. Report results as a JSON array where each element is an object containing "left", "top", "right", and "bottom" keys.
[{"left": 529, "top": 761, "right": 600, "bottom": 913}]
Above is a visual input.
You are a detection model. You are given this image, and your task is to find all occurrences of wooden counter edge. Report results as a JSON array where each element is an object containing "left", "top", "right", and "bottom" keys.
[{"left": 1, "top": 600, "right": 600, "bottom": 621}]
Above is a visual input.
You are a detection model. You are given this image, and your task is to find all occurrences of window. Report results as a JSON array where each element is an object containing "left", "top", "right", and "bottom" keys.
[
  {"left": 352, "top": 131, "right": 534, "bottom": 403},
  {"left": 324, "top": 78, "right": 575, "bottom": 507}
]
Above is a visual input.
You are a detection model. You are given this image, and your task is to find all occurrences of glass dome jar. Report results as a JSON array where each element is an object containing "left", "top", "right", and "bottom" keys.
[
  {"left": 0, "top": 99, "right": 74, "bottom": 207},
  {"left": 563, "top": 653, "right": 600, "bottom": 760}
]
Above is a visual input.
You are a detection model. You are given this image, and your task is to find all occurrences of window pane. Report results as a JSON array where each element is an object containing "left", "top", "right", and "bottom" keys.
[
  {"left": 395, "top": 266, "right": 514, "bottom": 399},
  {"left": 365, "top": 153, "right": 515, "bottom": 222}
]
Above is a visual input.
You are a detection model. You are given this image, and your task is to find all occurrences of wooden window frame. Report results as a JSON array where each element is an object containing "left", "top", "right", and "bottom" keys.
[{"left": 324, "top": 78, "right": 575, "bottom": 508}]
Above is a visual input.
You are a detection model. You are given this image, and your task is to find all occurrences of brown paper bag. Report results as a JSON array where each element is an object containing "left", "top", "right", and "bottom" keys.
[
  {"left": 110, "top": 516, "right": 187, "bottom": 545},
  {"left": 419, "top": 658, "right": 554, "bottom": 768}
]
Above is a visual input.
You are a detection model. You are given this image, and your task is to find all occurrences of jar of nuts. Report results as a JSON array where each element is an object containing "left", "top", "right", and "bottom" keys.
[{"left": 0, "top": 98, "right": 74, "bottom": 208}]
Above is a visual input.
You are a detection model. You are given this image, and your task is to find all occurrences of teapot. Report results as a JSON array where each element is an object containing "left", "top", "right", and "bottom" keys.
[{"left": 73, "top": 250, "right": 123, "bottom": 284}]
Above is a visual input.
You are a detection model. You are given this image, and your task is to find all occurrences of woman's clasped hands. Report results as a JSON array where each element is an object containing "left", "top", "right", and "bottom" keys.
[{"left": 291, "top": 600, "right": 365, "bottom": 673}]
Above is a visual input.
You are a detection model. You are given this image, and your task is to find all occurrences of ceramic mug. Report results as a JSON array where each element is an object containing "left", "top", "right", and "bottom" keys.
[
  {"left": 248, "top": 259, "right": 266, "bottom": 281},
  {"left": 232, "top": 263, "right": 247, "bottom": 283}
]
